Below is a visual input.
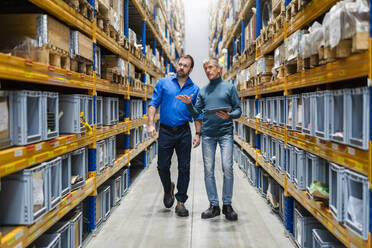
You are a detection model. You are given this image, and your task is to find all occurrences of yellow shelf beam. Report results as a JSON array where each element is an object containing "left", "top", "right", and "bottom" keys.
[{"left": 1, "top": 177, "right": 95, "bottom": 248}]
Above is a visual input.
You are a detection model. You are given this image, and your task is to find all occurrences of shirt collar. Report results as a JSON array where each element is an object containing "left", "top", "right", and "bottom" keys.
[
  {"left": 210, "top": 76, "right": 223, "bottom": 85},
  {"left": 171, "top": 74, "right": 194, "bottom": 88}
]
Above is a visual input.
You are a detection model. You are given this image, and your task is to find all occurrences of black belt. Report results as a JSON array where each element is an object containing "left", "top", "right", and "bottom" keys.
[{"left": 160, "top": 123, "right": 189, "bottom": 132}]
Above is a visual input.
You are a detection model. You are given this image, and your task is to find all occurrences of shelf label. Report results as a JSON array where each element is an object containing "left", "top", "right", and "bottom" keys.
[
  {"left": 35, "top": 143, "right": 42, "bottom": 151},
  {"left": 54, "top": 141, "right": 60, "bottom": 148},
  {"left": 332, "top": 143, "right": 338, "bottom": 150},
  {"left": 14, "top": 149, "right": 23, "bottom": 157},
  {"left": 347, "top": 147, "right": 355, "bottom": 155},
  {"left": 15, "top": 242, "right": 23, "bottom": 248}
]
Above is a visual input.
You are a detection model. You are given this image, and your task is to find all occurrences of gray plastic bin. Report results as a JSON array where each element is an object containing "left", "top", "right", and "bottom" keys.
[
  {"left": 107, "top": 136, "right": 116, "bottom": 165},
  {"left": 258, "top": 99, "right": 264, "bottom": 121},
  {"left": 102, "top": 185, "right": 111, "bottom": 220},
  {"left": 314, "top": 91, "right": 332, "bottom": 140},
  {"left": 286, "top": 145, "right": 295, "bottom": 182},
  {"left": 70, "top": 147, "right": 88, "bottom": 190},
  {"left": 278, "top": 96, "right": 285, "bottom": 127},
  {"left": 69, "top": 211, "right": 83, "bottom": 248},
  {"left": 61, "top": 153, "right": 71, "bottom": 198},
  {"left": 278, "top": 141, "right": 285, "bottom": 174},
  {"left": 270, "top": 138, "right": 277, "bottom": 166},
  {"left": 294, "top": 206, "right": 323, "bottom": 248},
  {"left": 248, "top": 99, "right": 255, "bottom": 119},
  {"left": 329, "top": 163, "right": 345, "bottom": 222},
  {"left": 294, "top": 95, "right": 303, "bottom": 131},
  {"left": 260, "top": 169, "right": 269, "bottom": 196},
  {"left": 96, "top": 96, "right": 103, "bottom": 128},
  {"left": 312, "top": 229, "right": 344, "bottom": 248},
  {"left": 344, "top": 169, "right": 369, "bottom": 240},
  {"left": 103, "top": 97, "right": 119, "bottom": 126},
  {"left": 110, "top": 175, "right": 123, "bottom": 207},
  {"left": 302, "top": 93, "right": 315, "bottom": 136},
  {"left": 0, "top": 163, "right": 48, "bottom": 225},
  {"left": 42, "top": 92, "right": 59, "bottom": 140},
  {"left": 96, "top": 140, "right": 107, "bottom": 174},
  {"left": 272, "top": 97, "right": 279, "bottom": 126},
  {"left": 59, "top": 94, "right": 85, "bottom": 134},
  {"left": 10, "top": 90, "right": 43, "bottom": 145},
  {"left": 294, "top": 148, "right": 306, "bottom": 190},
  {"left": 305, "top": 153, "right": 328, "bottom": 192},
  {"left": 32, "top": 233, "right": 61, "bottom": 248},
  {"left": 47, "top": 221, "right": 70, "bottom": 248},
  {"left": 46, "top": 157, "right": 62, "bottom": 210},
  {"left": 86, "top": 95, "right": 94, "bottom": 127},
  {"left": 279, "top": 186, "right": 285, "bottom": 220},
  {"left": 0, "top": 91, "right": 12, "bottom": 149},
  {"left": 330, "top": 89, "right": 350, "bottom": 144},
  {"left": 348, "top": 87, "right": 369, "bottom": 150},
  {"left": 121, "top": 168, "right": 129, "bottom": 196},
  {"left": 286, "top": 95, "right": 297, "bottom": 131},
  {"left": 96, "top": 188, "right": 104, "bottom": 226}
]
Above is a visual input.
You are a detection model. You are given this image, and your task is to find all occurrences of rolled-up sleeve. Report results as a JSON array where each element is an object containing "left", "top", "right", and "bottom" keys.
[
  {"left": 192, "top": 88, "right": 203, "bottom": 121},
  {"left": 229, "top": 85, "right": 242, "bottom": 119},
  {"left": 148, "top": 80, "right": 163, "bottom": 108}
]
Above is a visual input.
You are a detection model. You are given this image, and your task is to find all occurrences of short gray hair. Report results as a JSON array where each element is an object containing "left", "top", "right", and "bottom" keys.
[{"left": 202, "top": 58, "right": 222, "bottom": 68}]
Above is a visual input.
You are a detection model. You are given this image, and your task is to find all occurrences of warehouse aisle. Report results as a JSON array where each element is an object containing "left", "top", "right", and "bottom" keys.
[{"left": 86, "top": 145, "right": 294, "bottom": 248}]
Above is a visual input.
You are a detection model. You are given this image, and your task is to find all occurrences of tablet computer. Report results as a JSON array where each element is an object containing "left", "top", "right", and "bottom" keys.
[{"left": 204, "top": 106, "right": 232, "bottom": 115}]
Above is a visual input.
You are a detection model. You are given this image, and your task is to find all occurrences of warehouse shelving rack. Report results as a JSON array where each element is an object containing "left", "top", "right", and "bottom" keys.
[
  {"left": 211, "top": 0, "right": 372, "bottom": 247},
  {"left": 0, "top": 0, "right": 176, "bottom": 246}
]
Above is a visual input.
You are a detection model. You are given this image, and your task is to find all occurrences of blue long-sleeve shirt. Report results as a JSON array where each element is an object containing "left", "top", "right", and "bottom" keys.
[
  {"left": 149, "top": 74, "right": 202, "bottom": 126},
  {"left": 187, "top": 76, "right": 241, "bottom": 137}
]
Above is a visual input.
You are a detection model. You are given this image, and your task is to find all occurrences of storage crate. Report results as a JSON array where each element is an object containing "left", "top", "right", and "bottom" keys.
[
  {"left": 305, "top": 153, "right": 328, "bottom": 192},
  {"left": 272, "top": 97, "right": 279, "bottom": 126},
  {"left": 312, "top": 229, "right": 344, "bottom": 248},
  {"left": 86, "top": 95, "right": 94, "bottom": 126},
  {"left": 248, "top": 159, "right": 256, "bottom": 185},
  {"left": 61, "top": 153, "right": 71, "bottom": 198},
  {"left": 330, "top": 89, "right": 350, "bottom": 144},
  {"left": 46, "top": 157, "right": 62, "bottom": 210},
  {"left": 47, "top": 221, "right": 71, "bottom": 248},
  {"left": 286, "top": 94, "right": 296, "bottom": 130},
  {"left": 294, "top": 148, "right": 306, "bottom": 190},
  {"left": 31, "top": 233, "right": 61, "bottom": 248},
  {"left": 302, "top": 93, "right": 315, "bottom": 136},
  {"left": 267, "top": 178, "right": 279, "bottom": 209},
  {"left": 121, "top": 167, "right": 129, "bottom": 196},
  {"left": 344, "top": 169, "right": 369, "bottom": 240},
  {"left": 96, "top": 96, "right": 103, "bottom": 128},
  {"left": 249, "top": 127, "right": 256, "bottom": 147},
  {"left": 279, "top": 186, "right": 285, "bottom": 220},
  {"left": 95, "top": 45, "right": 101, "bottom": 77},
  {"left": 278, "top": 141, "right": 285, "bottom": 174},
  {"left": 260, "top": 168, "right": 269, "bottom": 196},
  {"left": 270, "top": 138, "right": 277, "bottom": 166},
  {"left": 0, "top": 163, "right": 48, "bottom": 225},
  {"left": 347, "top": 87, "right": 369, "bottom": 150},
  {"left": 314, "top": 91, "right": 332, "bottom": 140},
  {"left": 10, "top": 90, "right": 43, "bottom": 145},
  {"left": 96, "top": 187, "right": 104, "bottom": 226},
  {"left": 107, "top": 136, "right": 116, "bottom": 165},
  {"left": 110, "top": 175, "right": 123, "bottom": 206},
  {"left": 258, "top": 99, "right": 264, "bottom": 120},
  {"left": 103, "top": 97, "right": 119, "bottom": 126},
  {"left": 0, "top": 91, "right": 12, "bottom": 149},
  {"left": 59, "top": 94, "right": 86, "bottom": 134},
  {"left": 294, "top": 95, "right": 303, "bottom": 131},
  {"left": 329, "top": 163, "right": 345, "bottom": 222},
  {"left": 278, "top": 96, "right": 285, "bottom": 127},
  {"left": 69, "top": 211, "right": 83, "bottom": 248},
  {"left": 96, "top": 140, "right": 107, "bottom": 174},
  {"left": 41, "top": 92, "right": 59, "bottom": 140},
  {"left": 70, "top": 147, "right": 88, "bottom": 190},
  {"left": 102, "top": 185, "right": 111, "bottom": 220},
  {"left": 70, "top": 31, "right": 93, "bottom": 61},
  {"left": 294, "top": 206, "right": 323, "bottom": 248},
  {"left": 286, "top": 144, "right": 295, "bottom": 182},
  {"left": 248, "top": 99, "right": 255, "bottom": 119}
]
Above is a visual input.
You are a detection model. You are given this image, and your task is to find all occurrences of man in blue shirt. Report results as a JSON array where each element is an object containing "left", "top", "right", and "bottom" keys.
[
  {"left": 177, "top": 58, "right": 241, "bottom": 221},
  {"left": 148, "top": 55, "right": 202, "bottom": 217}
]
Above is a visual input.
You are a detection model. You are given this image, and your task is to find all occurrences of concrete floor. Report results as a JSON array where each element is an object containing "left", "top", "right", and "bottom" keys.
[{"left": 86, "top": 144, "right": 294, "bottom": 248}]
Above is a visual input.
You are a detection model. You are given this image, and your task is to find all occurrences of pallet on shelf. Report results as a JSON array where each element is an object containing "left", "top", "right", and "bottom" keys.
[{"left": 64, "top": 0, "right": 94, "bottom": 21}]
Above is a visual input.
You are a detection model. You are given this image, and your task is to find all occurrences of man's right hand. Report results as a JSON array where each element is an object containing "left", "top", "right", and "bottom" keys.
[
  {"left": 176, "top": 94, "right": 193, "bottom": 104},
  {"left": 147, "top": 125, "right": 156, "bottom": 138}
]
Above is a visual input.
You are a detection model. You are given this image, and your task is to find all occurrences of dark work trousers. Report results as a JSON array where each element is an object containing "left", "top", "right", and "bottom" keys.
[{"left": 157, "top": 124, "right": 192, "bottom": 203}]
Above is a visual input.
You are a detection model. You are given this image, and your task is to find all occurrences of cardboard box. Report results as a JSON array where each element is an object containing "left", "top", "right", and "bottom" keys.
[{"left": 70, "top": 31, "right": 93, "bottom": 61}]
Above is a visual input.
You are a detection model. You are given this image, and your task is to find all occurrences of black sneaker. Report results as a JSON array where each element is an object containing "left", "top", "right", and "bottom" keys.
[
  {"left": 222, "top": 205, "right": 238, "bottom": 221},
  {"left": 201, "top": 204, "right": 220, "bottom": 219},
  {"left": 175, "top": 203, "right": 189, "bottom": 217},
  {"left": 163, "top": 182, "right": 175, "bottom": 208}
]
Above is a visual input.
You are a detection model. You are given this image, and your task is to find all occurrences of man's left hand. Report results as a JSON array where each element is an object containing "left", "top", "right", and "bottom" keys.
[
  {"left": 193, "top": 135, "right": 201, "bottom": 148},
  {"left": 216, "top": 111, "right": 230, "bottom": 119}
]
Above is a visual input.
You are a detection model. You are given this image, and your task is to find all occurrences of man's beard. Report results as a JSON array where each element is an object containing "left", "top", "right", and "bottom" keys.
[{"left": 177, "top": 71, "right": 188, "bottom": 78}]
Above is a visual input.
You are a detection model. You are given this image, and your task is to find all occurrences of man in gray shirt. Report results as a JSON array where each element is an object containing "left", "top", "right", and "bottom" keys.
[{"left": 176, "top": 58, "right": 241, "bottom": 221}]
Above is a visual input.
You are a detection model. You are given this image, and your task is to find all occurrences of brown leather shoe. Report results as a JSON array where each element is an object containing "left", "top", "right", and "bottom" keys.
[{"left": 175, "top": 202, "right": 189, "bottom": 217}]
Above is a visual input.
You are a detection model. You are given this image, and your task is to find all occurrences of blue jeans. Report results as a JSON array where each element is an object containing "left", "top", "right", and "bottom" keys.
[{"left": 202, "top": 134, "right": 234, "bottom": 206}]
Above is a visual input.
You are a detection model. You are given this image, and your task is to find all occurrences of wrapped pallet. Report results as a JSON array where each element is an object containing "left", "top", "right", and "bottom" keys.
[
  {"left": 0, "top": 14, "right": 70, "bottom": 68},
  {"left": 286, "top": 30, "right": 305, "bottom": 62},
  {"left": 101, "top": 55, "right": 126, "bottom": 82}
]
